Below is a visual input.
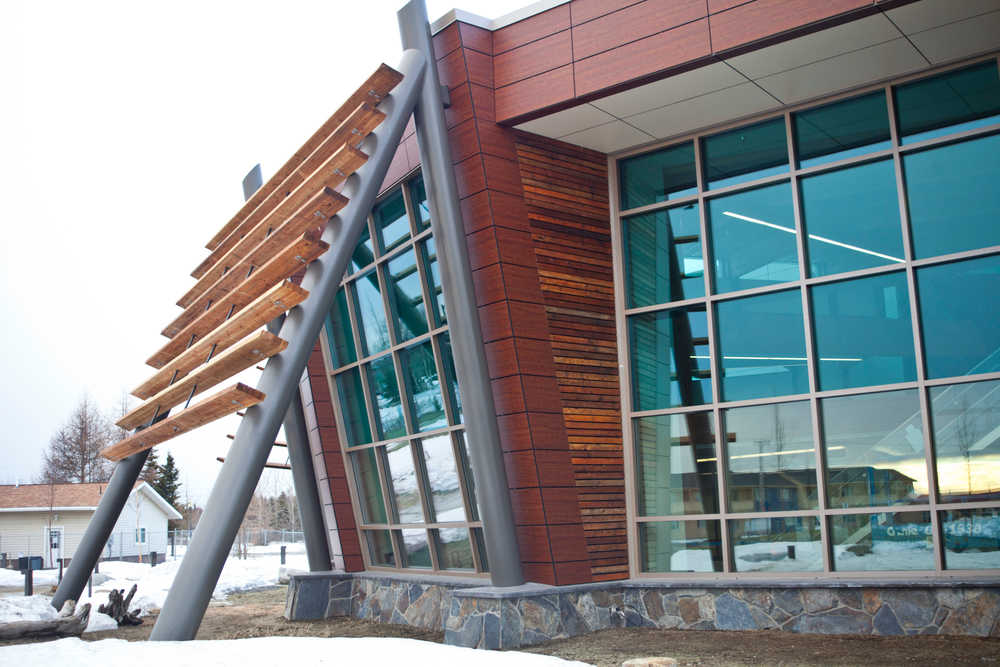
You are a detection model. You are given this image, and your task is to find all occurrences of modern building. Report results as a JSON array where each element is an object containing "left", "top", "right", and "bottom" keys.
[
  {"left": 0, "top": 482, "right": 182, "bottom": 567},
  {"left": 58, "top": 0, "right": 999, "bottom": 647},
  {"left": 282, "top": 0, "right": 1000, "bottom": 644}
]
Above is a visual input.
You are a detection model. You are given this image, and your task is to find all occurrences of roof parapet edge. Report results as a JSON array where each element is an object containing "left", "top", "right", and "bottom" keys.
[{"left": 430, "top": 0, "right": 570, "bottom": 34}]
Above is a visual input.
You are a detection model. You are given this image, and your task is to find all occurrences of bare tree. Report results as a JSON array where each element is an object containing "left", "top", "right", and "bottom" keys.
[{"left": 40, "top": 396, "right": 113, "bottom": 483}]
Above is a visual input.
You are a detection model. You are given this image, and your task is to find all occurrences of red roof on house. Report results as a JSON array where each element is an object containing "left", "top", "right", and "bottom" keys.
[{"left": 0, "top": 482, "right": 111, "bottom": 509}]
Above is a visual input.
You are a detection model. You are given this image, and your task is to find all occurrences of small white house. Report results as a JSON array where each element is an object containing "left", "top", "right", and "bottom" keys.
[{"left": 0, "top": 482, "right": 182, "bottom": 567}]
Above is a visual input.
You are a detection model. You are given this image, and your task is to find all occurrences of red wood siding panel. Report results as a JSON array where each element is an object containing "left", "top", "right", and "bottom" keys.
[
  {"left": 513, "top": 132, "right": 628, "bottom": 582},
  {"left": 570, "top": 0, "right": 644, "bottom": 26},
  {"left": 709, "top": 0, "right": 873, "bottom": 52},
  {"left": 493, "top": 3, "right": 571, "bottom": 54},
  {"left": 494, "top": 30, "right": 572, "bottom": 88},
  {"left": 708, "top": 0, "right": 754, "bottom": 13},
  {"left": 495, "top": 65, "right": 575, "bottom": 124},
  {"left": 574, "top": 18, "right": 712, "bottom": 97},
  {"left": 571, "top": 0, "right": 707, "bottom": 61}
]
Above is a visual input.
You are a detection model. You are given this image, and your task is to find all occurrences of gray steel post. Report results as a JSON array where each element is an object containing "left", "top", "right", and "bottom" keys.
[
  {"left": 283, "top": 381, "right": 331, "bottom": 570},
  {"left": 398, "top": 0, "right": 525, "bottom": 587},
  {"left": 149, "top": 49, "right": 427, "bottom": 641},
  {"left": 51, "top": 449, "right": 150, "bottom": 609}
]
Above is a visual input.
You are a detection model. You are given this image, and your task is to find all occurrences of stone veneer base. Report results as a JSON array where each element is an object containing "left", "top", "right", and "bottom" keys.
[{"left": 285, "top": 572, "right": 1000, "bottom": 649}]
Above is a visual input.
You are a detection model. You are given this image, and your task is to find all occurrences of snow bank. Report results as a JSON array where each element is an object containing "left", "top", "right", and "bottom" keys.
[
  {"left": 0, "top": 567, "right": 59, "bottom": 587},
  {"left": 0, "top": 636, "right": 592, "bottom": 666},
  {"left": 0, "top": 597, "right": 117, "bottom": 634}
]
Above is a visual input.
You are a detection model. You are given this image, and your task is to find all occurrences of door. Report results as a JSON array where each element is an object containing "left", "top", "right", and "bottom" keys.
[{"left": 46, "top": 527, "right": 63, "bottom": 568}]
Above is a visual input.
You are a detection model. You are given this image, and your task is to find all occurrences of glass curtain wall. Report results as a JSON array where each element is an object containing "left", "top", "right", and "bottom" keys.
[
  {"left": 322, "top": 173, "right": 487, "bottom": 574},
  {"left": 617, "top": 58, "right": 1000, "bottom": 577}
]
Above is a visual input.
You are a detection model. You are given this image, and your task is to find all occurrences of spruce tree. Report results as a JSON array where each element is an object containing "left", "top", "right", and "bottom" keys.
[
  {"left": 153, "top": 453, "right": 181, "bottom": 510},
  {"left": 140, "top": 449, "right": 161, "bottom": 484}
]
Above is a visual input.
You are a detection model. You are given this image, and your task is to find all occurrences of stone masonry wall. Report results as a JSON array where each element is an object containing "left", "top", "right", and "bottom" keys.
[{"left": 286, "top": 572, "right": 1000, "bottom": 650}]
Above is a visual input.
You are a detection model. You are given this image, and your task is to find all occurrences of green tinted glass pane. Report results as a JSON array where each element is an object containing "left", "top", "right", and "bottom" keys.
[
  {"left": 930, "top": 379, "right": 1000, "bottom": 503},
  {"left": 794, "top": 91, "right": 891, "bottom": 168},
  {"left": 895, "top": 60, "right": 1000, "bottom": 144},
  {"left": 365, "top": 530, "right": 394, "bottom": 566},
  {"left": 619, "top": 141, "right": 697, "bottom": 209},
  {"left": 730, "top": 516, "right": 822, "bottom": 572},
  {"left": 374, "top": 189, "right": 410, "bottom": 254},
  {"left": 335, "top": 368, "right": 371, "bottom": 447},
  {"left": 386, "top": 249, "right": 429, "bottom": 342},
  {"left": 400, "top": 529, "right": 431, "bottom": 568},
  {"left": 385, "top": 441, "right": 423, "bottom": 523},
  {"left": 831, "top": 512, "right": 933, "bottom": 571},
  {"left": 402, "top": 341, "right": 446, "bottom": 432},
  {"left": 367, "top": 354, "right": 406, "bottom": 440},
  {"left": 640, "top": 520, "right": 722, "bottom": 573},
  {"left": 708, "top": 181, "right": 798, "bottom": 294},
  {"left": 409, "top": 176, "right": 431, "bottom": 230},
  {"left": 325, "top": 288, "right": 356, "bottom": 368},
  {"left": 456, "top": 432, "right": 479, "bottom": 521},
  {"left": 942, "top": 508, "right": 1000, "bottom": 570},
  {"left": 904, "top": 133, "right": 1000, "bottom": 258},
  {"left": 724, "top": 401, "right": 817, "bottom": 512},
  {"left": 629, "top": 306, "right": 712, "bottom": 411},
  {"left": 918, "top": 255, "right": 1000, "bottom": 379},
  {"left": 624, "top": 204, "right": 704, "bottom": 308},
  {"left": 702, "top": 117, "right": 788, "bottom": 190},
  {"left": 354, "top": 271, "right": 390, "bottom": 355},
  {"left": 716, "top": 289, "right": 808, "bottom": 401},
  {"left": 635, "top": 412, "right": 718, "bottom": 516},
  {"left": 811, "top": 272, "right": 916, "bottom": 391},
  {"left": 435, "top": 528, "right": 474, "bottom": 570},
  {"left": 800, "top": 159, "right": 904, "bottom": 277},
  {"left": 822, "top": 389, "right": 927, "bottom": 508},
  {"left": 421, "top": 238, "right": 446, "bottom": 327},
  {"left": 421, "top": 434, "right": 465, "bottom": 523},
  {"left": 352, "top": 448, "right": 386, "bottom": 523},
  {"left": 351, "top": 225, "right": 374, "bottom": 273},
  {"left": 439, "top": 334, "right": 463, "bottom": 423}
]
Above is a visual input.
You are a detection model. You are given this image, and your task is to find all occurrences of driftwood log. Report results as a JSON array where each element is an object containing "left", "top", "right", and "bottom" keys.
[
  {"left": 98, "top": 584, "right": 143, "bottom": 626},
  {"left": 0, "top": 601, "right": 91, "bottom": 640}
]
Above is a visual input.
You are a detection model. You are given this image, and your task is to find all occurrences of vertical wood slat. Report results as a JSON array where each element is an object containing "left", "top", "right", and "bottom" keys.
[{"left": 513, "top": 131, "right": 628, "bottom": 580}]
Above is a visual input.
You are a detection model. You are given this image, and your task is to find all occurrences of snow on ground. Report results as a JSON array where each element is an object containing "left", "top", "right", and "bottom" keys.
[
  {"left": 1, "top": 547, "right": 307, "bottom": 632},
  {"left": 0, "top": 567, "right": 59, "bottom": 587},
  {"left": 0, "top": 636, "right": 591, "bottom": 667}
]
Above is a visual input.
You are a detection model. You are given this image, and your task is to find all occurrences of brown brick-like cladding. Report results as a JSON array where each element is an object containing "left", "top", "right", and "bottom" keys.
[
  {"left": 512, "top": 132, "right": 626, "bottom": 581},
  {"left": 433, "top": 20, "right": 593, "bottom": 586},
  {"left": 492, "top": 0, "right": 918, "bottom": 122}
]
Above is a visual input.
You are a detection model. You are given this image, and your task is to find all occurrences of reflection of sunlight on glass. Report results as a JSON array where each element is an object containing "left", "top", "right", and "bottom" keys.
[
  {"left": 937, "top": 454, "right": 1000, "bottom": 496},
  {"left": 697, "top": 445, "right": 843, "bottom": 463},
  {"left": 870, "top": 457, "right": 930, "bottom": 496},
  {"left": 722, "top": 210, "right": 904, "bottom": 263}
]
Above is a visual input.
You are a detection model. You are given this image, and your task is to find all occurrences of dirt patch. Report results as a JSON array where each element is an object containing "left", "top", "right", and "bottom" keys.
[
  {"left": 6, "top": 587, "right": 1000, "bottom": 665},
  {"left": 517, "top": 626, "right": 1000, "bottom": 666},
  {"left": 81, "top": 588, "right": 442, "bottom": 643}
]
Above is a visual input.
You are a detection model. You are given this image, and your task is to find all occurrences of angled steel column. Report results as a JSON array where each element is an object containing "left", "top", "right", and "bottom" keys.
[
  {"left": 398, "top": 0, "right": 525, "bottom": 587},
  {"left": 51, "top": 449, "right": 150, "bottom": 609},
  {"left": 149, "top": 48, "right": 427, "bottom": 641},
  {"left": 283, "top": 376, "right": 331, "bottom": 570}
]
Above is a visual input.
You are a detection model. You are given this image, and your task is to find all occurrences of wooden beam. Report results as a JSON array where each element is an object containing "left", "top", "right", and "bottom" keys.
[
  {"left": 194, "top": 102, "right": 385, "bottom": 280},
  {"left": 118, "top": 331, "right": 286, "bottom": 431},
  {"left": 102, "top": 384, "right": 265, "bottom": 461},
  {"left": 155, "top": 230, "right": 327, "bottom": 359},
  {"left": 216, "top": 456, "right": 290, "bottom": 470},
  {"left": 173, "top": 188, "right": 343, "bottom": 315},
  {"left": 188, "top": 141, "right": 365, "bottom": 287},
  {"left": 134, "top": 280, "right": 307, "bottom": 398},
  {"left": 205, "top": 64, "right": 402, "bottom": 252}
]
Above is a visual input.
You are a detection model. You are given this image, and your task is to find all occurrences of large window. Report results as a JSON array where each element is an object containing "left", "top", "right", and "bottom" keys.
[
  {"left": 618, "top": 58, "right": 1000, "bottom": 577},
  {"left": 322, "top": 173, "right": 486, "bottom": 574}
]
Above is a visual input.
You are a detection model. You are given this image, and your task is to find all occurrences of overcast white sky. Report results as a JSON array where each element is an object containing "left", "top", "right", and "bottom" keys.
[{"left": 0, "top": 0, "right": 528, "bottom": 505}]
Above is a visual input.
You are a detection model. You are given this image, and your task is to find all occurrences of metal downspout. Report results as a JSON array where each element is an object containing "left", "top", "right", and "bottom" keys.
[
  {"left": 148, "top": 48, "right": 427, "bottom": 641},
  {"left": 398, "top": 0, "right": 525, "bottom": 587}
]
